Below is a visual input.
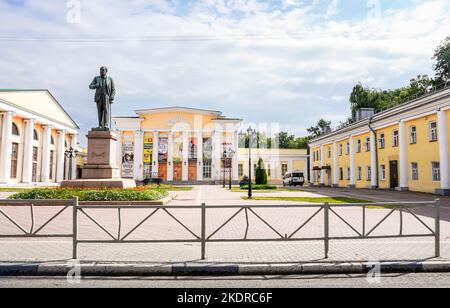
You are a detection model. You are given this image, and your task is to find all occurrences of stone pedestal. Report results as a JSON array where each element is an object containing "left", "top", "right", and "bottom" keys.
[
  {"left": 83, "top": 130, "right": 120, "bottom": 179},
  {"left": 61, "top": 129, "right": 136, "bottom": 189}
]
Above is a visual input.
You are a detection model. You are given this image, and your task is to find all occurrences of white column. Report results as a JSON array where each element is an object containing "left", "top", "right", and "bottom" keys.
[
  {"left": 153, "top": 131, "right": 159, "bottom": 179},
  {"left": 133, "top": 130, "right": 144, "bottom": 181},
  {"left": 320, "top": 145, "right": 325, "bottom": 185},
  {"left": 370, "top": 130, "right": 378, "bottom": 188},
  {"left": 232, "top": 130, "right": 239, "bottom": 181},
  {"left": 70, "top": 134, "right": 78, "bottom": 180},
  {"left": 303, "top": 159, "right": 309, "bottom": 183},
  {"left": 0, "top": 112, "right": 13, "bottom": 183},
  {"left": 40, "top": 125, "right": 52, "bottom": 183},
  {"left": 309, "top": 149, "right": 314, "bottom": 185},
  {"left": 349, "top": 136, "right": 355, "bottom": 188},
  {"left": 288, "top": 159, "right": 294, "bottom": 173},
  {"left": 332, "top": 142, "right": 338, "bottom": 187},
  {"left": 22, "top": 119, "right": 35, "bottom": 183},
  {"left": 398, "top": 121, "right": 408, "bottom": 190},
  {"left": 115, "top": 131, "right": 122, "bottom": 168},
  {"left": 56, "top": 130, "right": 66, "bottom": 183},
  {"left": 197, "top": 131, "right": 203, "bottom": 182},
  {"left": 182, "top": 131, "right": 189, "bottom": 182},
  {"left": 167, "top": 132, "right": 174, "bottom": 181},
  {"left": 438, "top": 110, "right": 450, "bottom": 194},
  {"left": 212, "top": 130, "right": 221, "bottom": 181}
]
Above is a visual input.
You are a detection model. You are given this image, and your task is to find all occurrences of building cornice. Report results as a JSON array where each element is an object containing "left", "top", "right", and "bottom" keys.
[{"left": 310, "top": 87, "right": 450, "bottom": 147}]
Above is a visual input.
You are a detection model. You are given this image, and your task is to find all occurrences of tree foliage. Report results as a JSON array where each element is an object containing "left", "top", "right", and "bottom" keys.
[
  {"left": 433, "top": 36, "right": 450, "bottom": 81},
  {"left": 307, "top": 119, "right": 332, "bottom": 139},
  {"left": 255, "top": 158, "right": 268, "bottom": 185}
]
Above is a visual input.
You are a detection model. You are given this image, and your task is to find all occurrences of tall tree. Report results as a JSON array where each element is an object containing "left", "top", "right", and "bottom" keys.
[
  {"left": 255, "top": 158, "right": 268, "bottom": 185},
  {"left": 307, "top": 119, "right": 332, "bottom": 139},
  {"left": 433, "top": 36, "right": 450, "bottom": 81}
]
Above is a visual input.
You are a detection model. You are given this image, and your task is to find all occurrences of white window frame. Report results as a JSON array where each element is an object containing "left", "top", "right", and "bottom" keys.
[
  {"left": 431, "top": 162, "right": 441, "bottom": 182},
  {"left": 380, "top": 165, "right": 386, "bottom": 181},
  {"left": 393, "top": 130, "right": 399, "bottom": 147},
  {"left": 367, "top": 166, "right": 372, "bottom": 181},
  {"left": 378, "top": 133, "right": 385, "bottom": 149},
  {"left": 410, "top": 126, "right": 417, "bottom": 144},
  {"left": 356, "top": 140, "right": 362, "bottom": 153},
  {"left": 365, "top": 138, "right": 371, "bottom": 152},
  {"left": 429, "top": 121, "right": 438, "bottom": 142},
  {"left": 411, "top": 162, "right": 419, "bottom": 181}
]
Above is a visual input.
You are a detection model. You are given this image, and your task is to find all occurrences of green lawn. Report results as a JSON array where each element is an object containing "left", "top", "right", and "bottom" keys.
[
  {"left": 145, "top": 185, "right": 193, "bottom": 191},
  {"left": 242, "top": 196, "right": 370, "bottom": 204},
  {"left": 0, "top": 188, "right": 35, "bottom": 192},
  {"left": 230, "top": 187, "right": 305, "bottom": 193}
]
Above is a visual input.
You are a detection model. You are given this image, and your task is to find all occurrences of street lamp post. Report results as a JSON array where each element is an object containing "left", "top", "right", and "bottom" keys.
[
  {"left": 64, "top": 147, "right": 79, "bottom": 180},
  {"left": 222, "top": 150, "right": 227, "bottom": 188},
  {"left": 240, "top": 127, "right": 255, "bottom": 199}
]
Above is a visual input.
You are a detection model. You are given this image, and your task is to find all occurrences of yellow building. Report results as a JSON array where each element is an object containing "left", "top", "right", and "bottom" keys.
[
  {"left": 0, "top": 90, "right": 79, "bottom": 185},
  {"left": 114, "top": 107, "right": 308, "bottom": 184},
  {"left": 310, "top": 85, "right": 450, "bottom": 195}
]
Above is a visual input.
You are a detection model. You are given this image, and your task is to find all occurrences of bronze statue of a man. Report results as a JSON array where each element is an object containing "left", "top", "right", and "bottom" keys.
[{"left": 89, "top": 66, "right": 116, "bottom": 129}]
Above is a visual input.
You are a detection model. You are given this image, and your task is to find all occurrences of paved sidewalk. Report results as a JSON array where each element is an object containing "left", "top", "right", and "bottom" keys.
[{"left": 0, "top": 186, "right": 448, "bottom": 264}]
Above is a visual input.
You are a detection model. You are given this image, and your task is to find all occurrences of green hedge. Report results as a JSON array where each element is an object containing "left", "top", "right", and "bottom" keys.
[
  {"left": 9, "top": 188, "right": 168, "bottom": 202},
  {"left": 239, "top": 184, "right": 277, "bottom": 190}
]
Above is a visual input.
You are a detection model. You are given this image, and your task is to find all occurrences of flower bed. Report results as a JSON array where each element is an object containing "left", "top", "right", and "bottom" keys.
[{"left": 9, "top": 187, "right": 168, "bottom": 202}]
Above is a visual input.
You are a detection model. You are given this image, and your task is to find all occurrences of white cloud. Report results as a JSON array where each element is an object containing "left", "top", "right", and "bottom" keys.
[{"left": 0, "top": 0, "right": 449, "bottom": 143}]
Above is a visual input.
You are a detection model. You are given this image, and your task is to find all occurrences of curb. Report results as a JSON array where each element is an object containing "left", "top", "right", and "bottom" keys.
[{"left": 0, "top": 261, "right": 449, "bottom": 277}]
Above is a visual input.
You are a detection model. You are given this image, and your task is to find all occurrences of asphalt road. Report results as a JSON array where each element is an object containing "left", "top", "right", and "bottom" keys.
[{"left": 1, "top": 273, "right": 449, "bottom": 288}]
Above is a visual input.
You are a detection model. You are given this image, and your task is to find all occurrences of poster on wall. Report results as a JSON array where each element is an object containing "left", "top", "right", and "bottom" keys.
[
  {"left": 143, "top": 133, "right": 153, "bottom": 164},
  {"left": 173, "top": 135, "right": 183, "bottom": 163},
  {"left": 122, "top": 135, "right": 134, "bottom": 178},
  {"left": 143, "top": 133, "right": 153, "bottom": 178},
  {"left": 158, "top": 137, "right": 168, "bottom": 162},
  {"left": 189, "top": 137, "right": 197, "bottom": 160},
  {"left": 203, "top": 137, "right": 212, "bottom": 161}
]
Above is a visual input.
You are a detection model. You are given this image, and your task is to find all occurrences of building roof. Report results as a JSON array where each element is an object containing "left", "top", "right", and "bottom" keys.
[
  {"left": 238, "top": 148, "right": 308, "bottom": 156},
  {"left": 135, "top": 106, "right": 223, "bottom": 116},
  {"left": 0, "top": 89, "right": 79, "bottom": 129},
  {"left": 310, "top": 83, "right": 450, "bottom": 145}
]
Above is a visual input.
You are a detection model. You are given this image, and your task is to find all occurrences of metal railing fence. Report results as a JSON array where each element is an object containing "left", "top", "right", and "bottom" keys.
[{"left": 0, "top": 198, "right": 441, "bottom": 260}]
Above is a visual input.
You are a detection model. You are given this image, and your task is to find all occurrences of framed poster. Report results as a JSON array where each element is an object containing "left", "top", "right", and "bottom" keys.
[
  {"left": 122, "top": 134, "right": 134, "bottom": 178},
  {"left": 158, "top": 137, "right": 168, "bottom": 162}
]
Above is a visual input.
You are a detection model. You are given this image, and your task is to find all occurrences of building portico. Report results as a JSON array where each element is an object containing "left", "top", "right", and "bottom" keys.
[{"left": 0, "top": 90, "right": 79, "bottom": 186}]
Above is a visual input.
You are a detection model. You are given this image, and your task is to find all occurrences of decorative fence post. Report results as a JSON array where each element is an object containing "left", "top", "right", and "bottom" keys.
[
  {"left": 324, "top": 202, "right": 330, "bottom": 259},
  {"left": 201, "top": 202, "right": 206, "bottom": 260},
  {"left": 435, "top": 199, "right": 441, "bottom": 258},
  {"left": 72, "top": 197, "right": 78, "bottom": 260}
]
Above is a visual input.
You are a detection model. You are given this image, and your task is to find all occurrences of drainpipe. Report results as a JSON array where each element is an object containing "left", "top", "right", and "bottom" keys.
[{"left": 368, "top": 117, "right": 379, "bottom": 188}]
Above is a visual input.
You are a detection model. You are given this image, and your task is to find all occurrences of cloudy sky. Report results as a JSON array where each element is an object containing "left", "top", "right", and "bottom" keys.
[{"left": 0, "top": 0, "right": 449, "bottom": 144}]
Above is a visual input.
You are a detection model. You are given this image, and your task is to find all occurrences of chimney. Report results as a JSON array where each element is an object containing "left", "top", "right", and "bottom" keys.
[{"left": 355, "top": 108, "right": 375, "bottom": 122}]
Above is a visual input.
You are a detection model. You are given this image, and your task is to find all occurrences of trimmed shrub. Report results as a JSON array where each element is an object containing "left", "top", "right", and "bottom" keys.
[
  {"left": 240, "top": 184, "right": 277, "bottom": 190},
  {"left": 255, "top": 158, "right": 268, "bottom": 185},
  {"left": 9, "top": 188, "right": 168, "bottom": 202},
  {"left": 239, "top": 176, "right": 250, "bottom": 188}
]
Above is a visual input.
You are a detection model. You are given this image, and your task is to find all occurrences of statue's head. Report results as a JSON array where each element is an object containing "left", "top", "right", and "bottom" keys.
[{"left": 100, "top": 66, "right": 108, "bottom": 77}]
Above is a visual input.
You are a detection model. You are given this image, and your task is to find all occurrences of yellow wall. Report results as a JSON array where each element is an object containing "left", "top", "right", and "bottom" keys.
[
  {"left": 405, "top": 114, "right": 440, "bottom": 193},
  {"left": 376, "top": 124, "right": 400, "bottom": 189},
  {"left": 336, "top": 139, "right": 350, "bottom": 187},
  {"left": 353, "top": 132, "right": 371, "bottom": 189},
  {"left": 140, "top": 111, "right": 217, "bottom": 131}
]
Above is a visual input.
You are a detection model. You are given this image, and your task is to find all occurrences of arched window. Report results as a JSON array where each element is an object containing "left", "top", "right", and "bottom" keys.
[
  {"left": 33, "top": 130, "right": 39, "bottom": 141},
  {"left": 12, "top": 123, "right": 20, "bottom": 136}
]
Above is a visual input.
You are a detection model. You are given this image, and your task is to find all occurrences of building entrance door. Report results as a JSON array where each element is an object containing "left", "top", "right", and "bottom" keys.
[
  {"left": 188, "top": 162, "right": 197, "bottom": 181},
  {"left": 389, "top": 161, "right": 399, "bottom": 189}
]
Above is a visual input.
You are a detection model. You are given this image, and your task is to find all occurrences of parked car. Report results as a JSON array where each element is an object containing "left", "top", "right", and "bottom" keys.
[{"left": 283, "top": 171, "right": 305, "bottom": 187}]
